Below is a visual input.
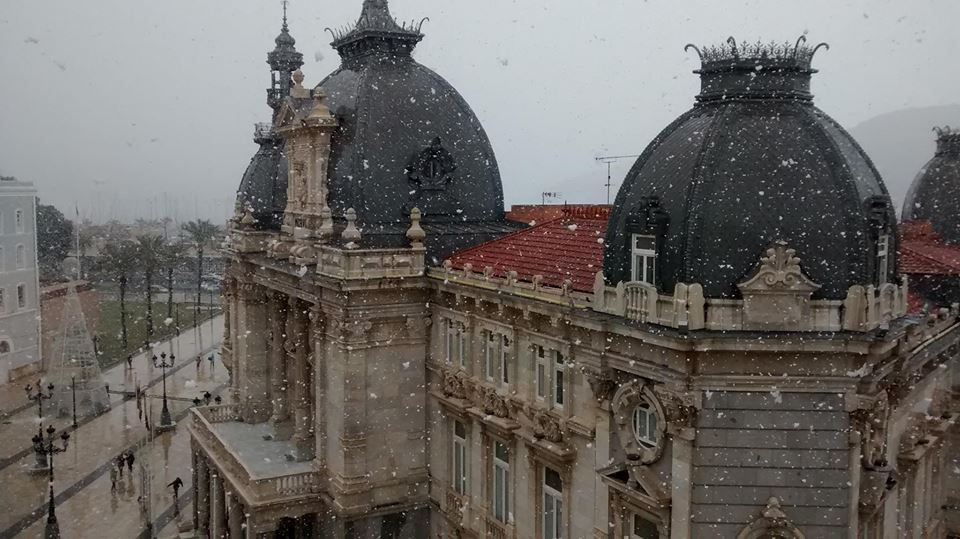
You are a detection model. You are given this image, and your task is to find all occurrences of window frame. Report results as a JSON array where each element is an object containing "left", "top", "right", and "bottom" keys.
[
  {"left": 633, "top": 401, "right": 658, "bottom": 448},
  {"left": 631, "top": 234, "right": 657, "bottom": 285},
  {"left": 535, "top": 345, "right": 547, "bottom": 401},
  {"left": 499, "top": 335, "right": 511, "bottom": 386},
  {"left": 484, "top": 331, "right": 497, "bottom": 381},
  {"left": 457, "top": 322, "right": 466, "bottom": 369},
  {"left": 542, "top": 466, "right": 564, "bottom": 539},
  {"left": 0, "top": 288, "right": 5, "bottom": 311},
  {"left": 444, "top": 318, "right": 454, "bottom": 363},
  {"left": 492, "top": 440, "right": 510, "bottom": 523},
  {"left": 0, "top": 340, "right": 9, "bottom": 354},
  {"left": 16, "top": 283, "right": 26, "bottom": 309},
  {"left": 630, "top": 512, "right": 660, "bottom": 539},
  {"left": 876, "top": 233, "right": 889, "bottom": 285},
  {"left": 14, "top": 209, "right": 23, "bottom": 233},
  {"left": 452, "top": 420, "right": 468, "bottom": 495},
  {"left": 552, "top": 351, "right": 565, "bottom": 409},
  {"left": 15, "top": 244, "right": 25, "bottom": 269}
]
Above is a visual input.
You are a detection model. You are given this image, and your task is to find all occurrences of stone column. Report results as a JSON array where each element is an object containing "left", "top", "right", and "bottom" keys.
[
  {"left": 291, "top": 299, "right": 314, "bottom": 461},
  {"left": 310, "top": 306, "right": 326, "bottom": 467},
  {"left": 269, "top": 292, "right": 291, "bottom": 439},
  {"left": 197, "top": 457, "right": 210, "bottom": 538},
  {"left": 211, "top": 472, "right": 227, "bottom": 538},
  {"left": 236, "top": 282, "right": 271, "bottom": 423},
  {"left": 669, "top": 429, "right": 694, "bottom": 538},
  {"left": 227, "top": 492, "right": 244, "bottom": 539}
]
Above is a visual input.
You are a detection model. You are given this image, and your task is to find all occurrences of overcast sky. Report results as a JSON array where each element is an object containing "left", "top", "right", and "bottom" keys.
[{"left": 1, "top": 0, "right": 958, "bottom": 224}]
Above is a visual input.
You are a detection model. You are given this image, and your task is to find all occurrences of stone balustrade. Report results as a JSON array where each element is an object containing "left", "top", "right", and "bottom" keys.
[
  {"left": 485, "top": 515, "right": 512, "bottom": 539},
  {"left": 317, "top": 245, "right": 425, "bottom": 280},
  {"left": 190, "top": 407, "right": 322, "bottom": 504},
  {"left": 592, "top": 271, "right": 913, "bottom": 333},
  {"left": 429, "top": 265, "right": 592, "bottom": 308}
]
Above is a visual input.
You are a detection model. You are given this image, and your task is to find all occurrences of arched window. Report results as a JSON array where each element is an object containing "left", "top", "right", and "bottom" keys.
[
  {"left": 14, "top": 209, "right": 23, "bottom": 233},
  {"left": 0, "top": 341, "right": 10, "bottom": 354},
  {"left": 15, "top": 244, "right": 25, "bottom": 269},
  {"left": 633, "top": 401, "right": 658, "bottom": 448}
]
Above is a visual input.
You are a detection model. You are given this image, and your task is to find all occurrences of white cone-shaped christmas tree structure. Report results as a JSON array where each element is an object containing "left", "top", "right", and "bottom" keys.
[{"left": 51, "top": 284, "right": 109, "bottom": 417}]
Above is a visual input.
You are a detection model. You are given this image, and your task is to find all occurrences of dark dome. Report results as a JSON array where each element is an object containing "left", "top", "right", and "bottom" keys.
[
  {"left": 902, "top": 128, "right": 960, "bottom": 244},
  {"left": 317, "top": 0, "right": 507, "bottom": 256},
  {"left": 604, "top": 39, "right": 897, "bottom": 300},
  {"left": 237, "top": 126, "right": 287, "bottom": 230}
]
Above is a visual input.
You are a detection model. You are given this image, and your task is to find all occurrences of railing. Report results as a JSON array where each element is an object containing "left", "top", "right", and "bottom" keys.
[
  {"left": 190, "top": 407, "right": 322, "bottom": 503},
  {"left": 318, "top": 245, "right": 425, "bottom": 280},
  {"left": 445, "top": 489, "right": 465, "bottom": 519},
  {"left": 253, "top": 122, "right": 275, "bottom": 140},
  {"left": 485, "top": 515, "right": 510, "bottom": 539}
]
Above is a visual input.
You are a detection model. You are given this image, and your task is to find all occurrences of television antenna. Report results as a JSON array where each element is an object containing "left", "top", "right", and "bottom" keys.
[{"left": 595, "top": 155, "right": 640, "bottom": 204}]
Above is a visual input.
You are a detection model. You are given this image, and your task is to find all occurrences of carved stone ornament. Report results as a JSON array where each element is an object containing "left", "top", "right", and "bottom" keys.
[
  {"left": 532, "top": 409, "right": 564, "bottom": 443},
  {"left": 585, "top": 368, "right": 617, "bottom": 403},
  {"left": 611, "top": 379, "right": 667, "bottom": 466},
  {"left": 737, "top": 240, "right": 822, "bottom": 330},
  {"left": 473, "top": 385, "right": 510, "bottom": 419},
  {"left": 440, "top": 368, "right": 468, "bottom": 400},
  {"left": 653, "top": 385, "right": 699, "bottom": 429},
  {"left": 406, "top": 137, "right": 457, "bottom": 191},
  {"left": 736, "top": 497, "right": 805, "bottom": 539},
  {"left": 851, "top": 391, "right": 891, "bottom": 470}
]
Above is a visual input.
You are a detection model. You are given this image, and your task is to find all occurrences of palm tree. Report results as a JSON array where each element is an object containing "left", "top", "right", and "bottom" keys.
[
  {"left": 100, "top": 241, "right": 136, "bottom": 349},
  {"left": 162, "top": 241, "right": 186, "bottom": 320},
  {"left": 182, "top": 219, "right": 220, "bottom": 320},
  {"left": 135, "top": 234, "right": 166, "bottom": 338}
]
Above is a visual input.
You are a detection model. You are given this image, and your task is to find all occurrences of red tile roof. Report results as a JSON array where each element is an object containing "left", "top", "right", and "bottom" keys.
[
  {"left": 506, "top": 204, "right": 611, "bottom": 224},
  {"left": 447, "top": 215, "right": 608, "bottom": 293},
  {"left": 899, "top": 220, "right": 960, "bottom": 276}
]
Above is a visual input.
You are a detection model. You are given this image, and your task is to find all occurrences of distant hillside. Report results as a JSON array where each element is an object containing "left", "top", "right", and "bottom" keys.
[{"left": 849, "top": 104, "right": 960, "bottom": 216}]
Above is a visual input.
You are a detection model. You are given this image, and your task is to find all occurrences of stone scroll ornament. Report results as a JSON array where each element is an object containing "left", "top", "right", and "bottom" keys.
[
  {"left": 851, "top": 391, "right": 891, "bottom": 470},
  {"left": 406, "top": 137, "right": 457, "bottom": 191},
  {"left": 611, "top": 379, "right": 667, "bottom": 465}
]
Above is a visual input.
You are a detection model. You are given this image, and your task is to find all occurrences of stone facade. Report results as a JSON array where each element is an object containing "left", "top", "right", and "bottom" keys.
[
  {"left": 192, "top": 206, "right": 960, "bottom": 537},
  {"left": 0, "top": 177, "right": 41, "bottom": 383}
]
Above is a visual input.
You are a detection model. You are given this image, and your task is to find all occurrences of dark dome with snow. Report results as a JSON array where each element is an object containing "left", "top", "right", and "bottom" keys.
[
  {"left": 316, "top": 0, "right": 508, "bottom": 255},
  {"left": 902, "top": 128, "right": 960, "bottom": 244},
  {"left": 604, "top": 38, "right": 897, "bottom": 300}
]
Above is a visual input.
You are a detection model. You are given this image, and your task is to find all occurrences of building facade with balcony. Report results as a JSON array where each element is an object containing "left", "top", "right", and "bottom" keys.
[
  {"left": 0, "top": 176, "right": 41, "bottom": 383},
  {"left": 190, "top": 4, "right": 960, "bottom": 538}
]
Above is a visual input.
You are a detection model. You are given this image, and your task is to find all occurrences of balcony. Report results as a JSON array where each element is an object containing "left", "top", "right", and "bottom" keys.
[
  {"left": 485, "top": 515, "right": 513, "bottom": 539},
  {"left": 189, "top": 405, "right": 322, "bottom": 505}
]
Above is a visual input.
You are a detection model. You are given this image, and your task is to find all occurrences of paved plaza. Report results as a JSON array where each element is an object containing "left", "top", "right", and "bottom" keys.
[{"left": 0, "top": 316, "right": 226, "bottom": 539}]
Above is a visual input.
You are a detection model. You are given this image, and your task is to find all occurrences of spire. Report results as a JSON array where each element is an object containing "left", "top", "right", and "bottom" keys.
[
  {"left": 267, "top": 0, "right": 304, "bottom": 110},
  {"left": 329, "top": 0, "right": 427, "bottom": 61}
]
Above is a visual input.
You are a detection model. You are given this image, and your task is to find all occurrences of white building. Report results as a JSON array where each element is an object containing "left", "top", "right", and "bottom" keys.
[{"left": 0, "top": 177, "right": 41, "bottom": 383}]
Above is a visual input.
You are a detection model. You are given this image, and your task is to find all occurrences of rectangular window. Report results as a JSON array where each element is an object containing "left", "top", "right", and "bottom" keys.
[
  {"left": 877, "top": 234, "right": 889, "bottom": 285},
  {"left": 444, "top": 319, "right": 453, "bottom": 363},
  {"left": 485, "top": 331, "right": 497, "bottom": 381},
  {"left": 15, "top": 210, "right": 23, "bottom": 233},
  {"left": 17, "top": 284, "right": 26, "bottom": 309},
  {"left": 15, "top": 245, "right": 25, "bottom": 269},
  {"left": 457, "top": 323, "right": 466, "bottom": 368},
  {"left": 553, "top": 351, "right": 565, "bottom": 408},
  {"left": 631, "top": 514, "right": 659, "bottom": 539},
  {"left": 452, "top": 421, "right": 467, "bottom": 495},
  {"left": 631, "top": 234, "right": 657, "bottom": 285},
  {"left": 500, "top": 335, "right": 511, "bottom": 385},
  {"left": 492, "top": 441, "right": 510, "bottom": 523},
  {"left": 543, "top": 467, "right": 564, "bottom": 539},
  {"left": 0, "top": 288, "right": 5, "bottom": 311},
  {"left": 535, "top": 346, "right": 547, "bottom": 400}
]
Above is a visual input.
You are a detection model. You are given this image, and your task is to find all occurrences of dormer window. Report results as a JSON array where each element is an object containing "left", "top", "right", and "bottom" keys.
[
  {"left": 631, "top": 234, "right": 657, "bottom": 285},
  {"left": 876, "top": 233, "right": 889, "bottom": 285}
]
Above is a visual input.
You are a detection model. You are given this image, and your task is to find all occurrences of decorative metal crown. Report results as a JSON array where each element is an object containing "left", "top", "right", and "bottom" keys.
[{"left": 685, "top": 35, "right": 829, "bottom": 71}]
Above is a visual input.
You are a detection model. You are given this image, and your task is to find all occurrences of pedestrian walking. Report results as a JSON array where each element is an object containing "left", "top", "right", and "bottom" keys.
[
  {"left": 116, "top": 456, "right": 125, "bottom": 479},
  {"left": 126, "top": 354, "right": 133, "bottom": 369},
  {"left": 126, "top": 451, "right": 135, "bottom": 472},
  {"left": 109, "top": 465, "right": 118, "bottom": 491},
  {"left": 207, "top": 354, "right": 215, "bottom": 368},
  {"left": 168, "top": 476, "right": 184, "bottom": 515},
  {"left": 195, "top": 355, "right": 202, "bottom": 369}
]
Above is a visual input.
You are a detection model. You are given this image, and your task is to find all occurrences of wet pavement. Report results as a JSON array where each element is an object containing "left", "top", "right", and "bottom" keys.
[{"left": 0, "top": 317, "right": 226, "bottom": 539}]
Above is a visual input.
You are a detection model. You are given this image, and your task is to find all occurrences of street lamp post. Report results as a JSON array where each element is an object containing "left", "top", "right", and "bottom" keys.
[
  {"left": 70, "top": 377, "right": 77, "bottom": 429},
  {"left": 32, "top": 424, "right": 69, "bottom": 539},
  {"left": 152, "top": 352, "right": 176, "bottom": 431},
  {"left": 25, "top": 381, "right": 55, "bottom": 471}
]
